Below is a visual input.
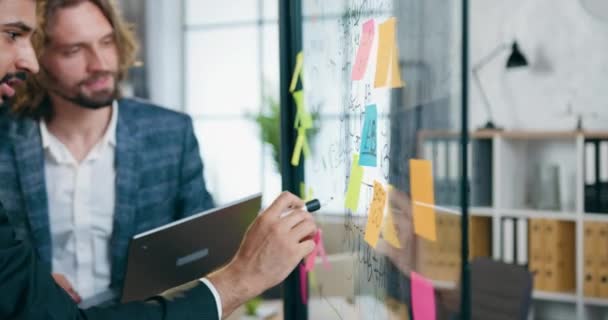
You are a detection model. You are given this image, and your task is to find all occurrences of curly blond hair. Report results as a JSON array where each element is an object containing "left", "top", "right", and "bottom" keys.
[{"left": 13, "top": 0, "right": 138, "bottom": 117}]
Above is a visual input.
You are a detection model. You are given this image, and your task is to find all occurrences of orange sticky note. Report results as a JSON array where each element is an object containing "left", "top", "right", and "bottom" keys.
[
  {"left": 374, "top": 18, "right": 404, "bottom": 89},
  {"left": 345, "top": 154, "right": 364, "bottom": 211},
  {"left": 410, "top": 159, "right": 437, "bottom": 241},
  {"left": 364, "top": 181, "right": 387, "bottom": 248},
  {"left": 351, "top": 19, "right": 375, "bottom": 80},
  {"left": 382, "top": 206, "right": 402, "bottom": 249}
]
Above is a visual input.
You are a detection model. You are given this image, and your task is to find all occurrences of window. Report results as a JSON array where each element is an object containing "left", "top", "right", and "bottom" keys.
[{"left": 183, "top": 0, "right": 281, "bottom": 205}]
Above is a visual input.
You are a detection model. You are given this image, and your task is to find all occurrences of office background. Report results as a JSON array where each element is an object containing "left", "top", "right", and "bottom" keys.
[{"left": 116, "top": 1, "right": 608, "bottom": 319}]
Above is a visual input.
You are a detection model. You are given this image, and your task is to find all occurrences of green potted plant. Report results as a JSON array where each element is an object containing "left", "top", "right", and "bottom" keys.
[{"left": 241, "top": 297, "right": 263, "bottom": 319}]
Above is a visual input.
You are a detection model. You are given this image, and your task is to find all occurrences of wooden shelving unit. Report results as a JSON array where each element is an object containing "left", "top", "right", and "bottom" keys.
[{"left": 419, "top": 130, "right": 608, "bottom": 319}]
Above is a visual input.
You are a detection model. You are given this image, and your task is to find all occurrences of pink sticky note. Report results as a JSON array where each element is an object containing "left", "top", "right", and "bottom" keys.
[
  {"left": 317, "top": 235, "right": 331, "bottom": 270},
  {"left": 304, "top": 230, "right": 332, "bottom": 272},
  {"left": 411, "top": 272, "right": 436, "bottom": 320},
  {"left": 304, "top": 240, "right": 319, "bottom": 272},
  {"left": 299, "top": 264, "right": 308, "bottom": 304},
  {"left": 314, "top": 230, "right": 331, "bottom": 270},
  {"left": 351, "top": 19, "right": 375, "bottom": 80}
]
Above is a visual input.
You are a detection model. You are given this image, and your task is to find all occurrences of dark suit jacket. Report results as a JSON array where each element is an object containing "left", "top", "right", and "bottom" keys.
[
  {"left": 0, "top": 98, "right": 215, "bottom": 292},
  {"left": 0, "top": 202, "right": 219, "bottom": 320}
]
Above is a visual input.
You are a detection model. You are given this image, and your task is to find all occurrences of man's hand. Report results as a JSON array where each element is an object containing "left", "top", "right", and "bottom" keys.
[
  {"left": 207, "top": 192, "right": 317, "bottom": 318},
  {"left": 51, "top": 273, "right": 82, "bottom": 304}
]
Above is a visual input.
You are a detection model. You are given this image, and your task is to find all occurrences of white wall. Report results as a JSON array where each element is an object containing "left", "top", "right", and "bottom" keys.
[{"left": 471, "top": 0, "right": 608, "bottom": 131}]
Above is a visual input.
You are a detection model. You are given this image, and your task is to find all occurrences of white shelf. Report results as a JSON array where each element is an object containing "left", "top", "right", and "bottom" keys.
[
  {"left": 430, "top": 205, "right": 494, "bottom": 217},
  {"left": 533, "top": 291, "right": 578, "bottom": 303},
  {"left": 419, "top": 130, "right": 608, "bottom": 318},
  {"left": 585, "top": 297, "right": 608, "bottom": 307},
  {"left": 583, "top": 213, "right": 608, "bottom": 222},
  {"left": 432, "top": 280, "right": 457, "bottom": 290},
  {"left": 470, "top": 207, "right": 494, "bottom": 217},
  {"left": 499, "top": 209, "right": 578, "bottom": 221}
]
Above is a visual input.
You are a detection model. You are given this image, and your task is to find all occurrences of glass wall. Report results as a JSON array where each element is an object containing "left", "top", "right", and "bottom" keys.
[{"left": 297, "top": 0, "right": 466, "bottom": 318}]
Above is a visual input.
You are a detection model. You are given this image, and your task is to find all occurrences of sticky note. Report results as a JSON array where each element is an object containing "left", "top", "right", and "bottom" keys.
[
  {"left": 290, "top": 51, "right": 304, "bottom": 92},
  {"left": 299, "top": 264, "right": 308, "bottom": 304},
  {"left": 291, "top": 90, "right": 312, "bottom": 167},
  {"left": 359, "top": 105, "right": 377, "bottom": 167},
  {"left": 345, "top": 154, "right": 364, "bottom": 211},
  {"left": 382, "top": 206, "right": 402, "bottom": 249},
  {"left": 301, "top": 131, "right": 311, "bottom": 159},
  {"left": 291, "top": 132, "right": 305, "bottom": 166},
  {"left": 351, "top": 19, "right": 375, "bottom": 80},
  {"left": 364, "top": 181, "right": 387, "bottom": 248},
  {"left": 308, "top": 269, "right": 318, "bottom": 291},
  {"left": 293, "top": 90, "right": 312, "bottom": 129},
  {"left": 411, "top": 272, "right": 436, "bottom": 320},
  {"left": 304, "top": 243, "right": 318, "bottom": 272},
  {"left": 374, "top": 18, "right": 404, "bottom": 88},
  {"left": 315, "top": 230, "right": 330, "bottom": 270},
  {"left": 304, "top": 230, "right": 330, "bottom": 272},
  {"left": 300, "top": 183, "right": 314, "bottom": 201},
  {"left": 410, "top": 159, "right": 437, "bottom": 242}
]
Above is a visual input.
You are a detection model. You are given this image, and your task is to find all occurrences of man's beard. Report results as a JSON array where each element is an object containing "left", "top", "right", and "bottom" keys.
[
  {"left": 48, "top": 72, "right": 118, "bottom": 110},
  {"left": 63, "top": 87, "right": 117, "bottom": 110},
  {"left": 0, "top": 72, "right": 27, "bottom": 108}
]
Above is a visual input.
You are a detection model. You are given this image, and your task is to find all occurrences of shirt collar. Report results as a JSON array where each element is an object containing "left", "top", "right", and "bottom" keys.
[{"left": 40, "top": 101, "right": 118, "bottom": 149}]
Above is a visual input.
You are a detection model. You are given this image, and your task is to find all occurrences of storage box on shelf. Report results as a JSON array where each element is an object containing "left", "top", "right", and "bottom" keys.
[
  {"left": 416, "top": 213, "right": 491, "bottom": 282},
  {"left": 584, "top": 222, "right": 608, "bottom": 299}
]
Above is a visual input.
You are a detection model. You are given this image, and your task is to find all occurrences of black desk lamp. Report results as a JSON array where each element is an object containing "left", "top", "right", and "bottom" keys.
[{"left": 472, "top": 41, "right": 528, "bottom": 130}]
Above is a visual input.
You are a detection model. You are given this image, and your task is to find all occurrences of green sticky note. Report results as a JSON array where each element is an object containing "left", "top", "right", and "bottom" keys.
[{"left": 345, "top": 154, "right": 364, "bottom": 211}]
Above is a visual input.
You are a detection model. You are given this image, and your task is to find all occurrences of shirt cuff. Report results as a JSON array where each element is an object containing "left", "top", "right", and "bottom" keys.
[{"left": 200, "top": 278, "right": 222, "bottom": 319}]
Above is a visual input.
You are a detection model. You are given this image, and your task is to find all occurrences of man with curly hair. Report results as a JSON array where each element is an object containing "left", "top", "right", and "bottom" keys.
[
  {"left": 0, "top": 0, "right": 215, "bottom": 306},
  {"left": 0, "top": 1, "right": 317, "bottom": 319}
]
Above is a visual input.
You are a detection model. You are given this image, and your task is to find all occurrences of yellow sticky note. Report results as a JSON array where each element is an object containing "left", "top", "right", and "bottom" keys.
[
  {"left": 290, "top": 52, "right": 304, "bottom": 92},
  {"left": 374, "top": 18, "right": 404, "bottom": 89},
  {"left": 300, "top": 183, "right": 314, "bottom": 201},
  {"left": 364, "top": 181, "right": 387, "bottom": 248},
  {"left": 291, "top": 133, "right": 305, "bottom": 166},
  {"left": 382, "top": 206, "right": 402, "bottom": 249},
  {"left": 308, "top": 269, "right": 318, "bottom": 291},
  {"left": 345, "top": 154, "right": 364, "bottom": 211},
  {"left": 410, "top": 159, "right": 437, "bottom": 241}
]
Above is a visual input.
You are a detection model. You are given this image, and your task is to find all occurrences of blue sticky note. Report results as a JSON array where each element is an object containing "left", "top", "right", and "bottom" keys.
[{"left": 359, "top": 104, "right": 377, "bottom": 167}]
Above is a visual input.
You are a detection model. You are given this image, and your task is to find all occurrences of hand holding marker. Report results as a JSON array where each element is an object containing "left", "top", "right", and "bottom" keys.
[{"left": 280, "top": 197, "right": 333, "bottom": 218}]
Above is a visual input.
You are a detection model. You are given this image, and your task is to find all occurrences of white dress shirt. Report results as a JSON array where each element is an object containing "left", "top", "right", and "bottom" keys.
[{"left": 42, "top": 102, "right": 118, "bottom": 300}]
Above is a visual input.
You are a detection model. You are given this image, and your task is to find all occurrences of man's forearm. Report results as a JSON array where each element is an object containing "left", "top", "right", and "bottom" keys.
[{"left": 207, "top": 262, "right": 259, "bottom": 319}]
